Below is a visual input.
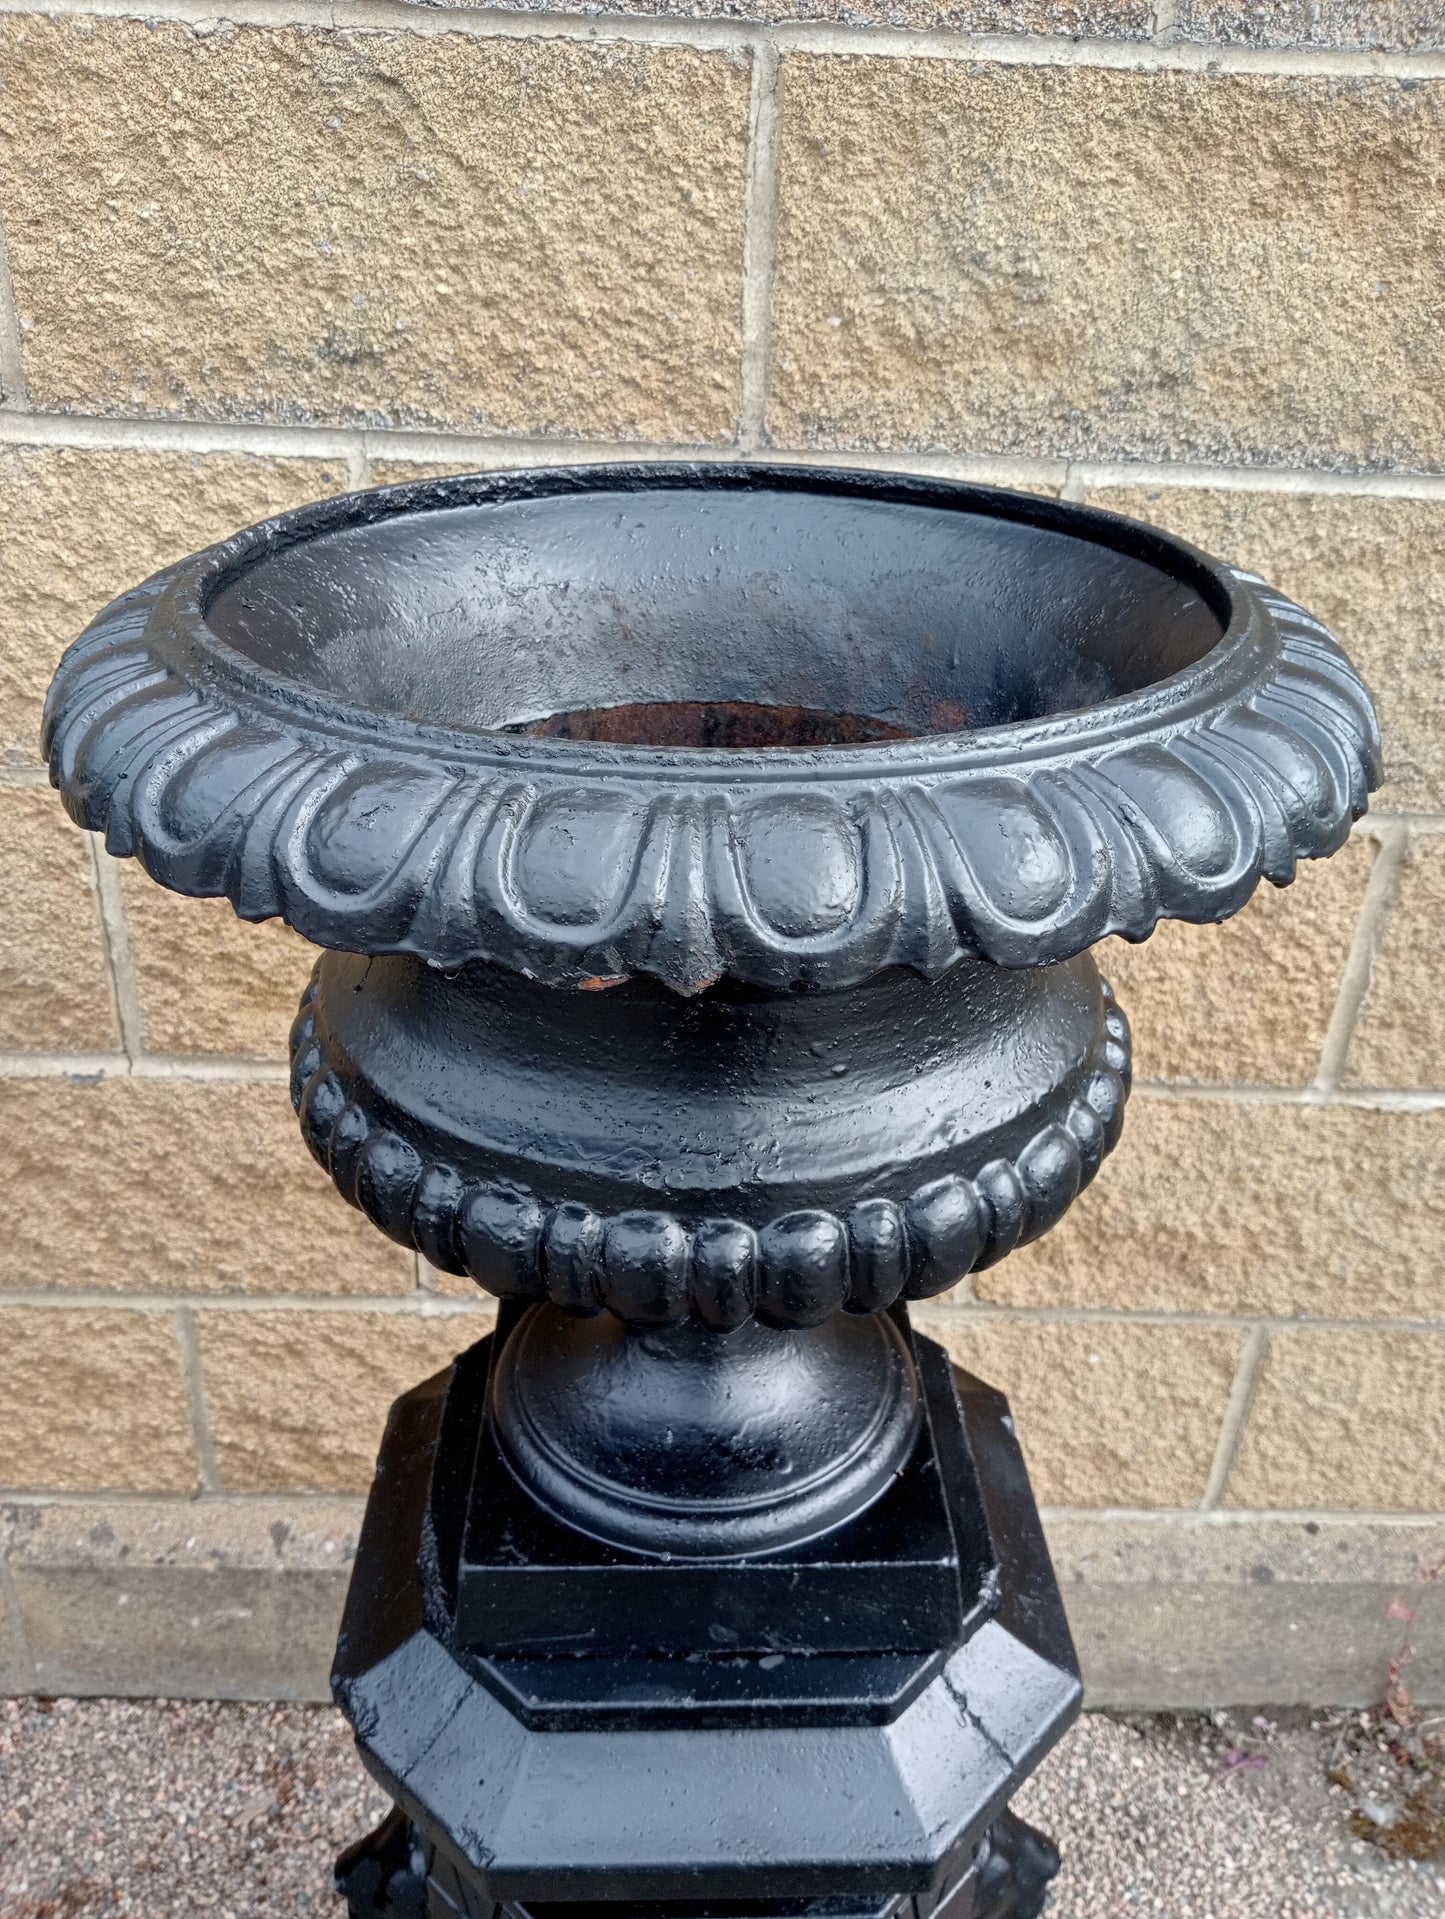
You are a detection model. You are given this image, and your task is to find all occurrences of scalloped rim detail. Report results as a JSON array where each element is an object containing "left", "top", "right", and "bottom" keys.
[
  {"left": 287, "top": 968, "right": 1133, "bottom": 1330},
  {"left": 44, "top": 468, "right": 1381, "bottom": 993}
]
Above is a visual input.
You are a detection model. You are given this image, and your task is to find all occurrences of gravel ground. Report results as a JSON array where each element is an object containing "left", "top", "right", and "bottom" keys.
[
  {"left": 0, "top": 1698, "right": 1441, "bottom": 1918},
  {"left": 1015, "top": 1709, "right": 1445, "bottom": 1919}
]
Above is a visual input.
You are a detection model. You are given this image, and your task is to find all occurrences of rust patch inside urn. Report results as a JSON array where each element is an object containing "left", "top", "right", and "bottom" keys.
[{"left": 521, "top": 699, "right": 917, "bottom": 750}]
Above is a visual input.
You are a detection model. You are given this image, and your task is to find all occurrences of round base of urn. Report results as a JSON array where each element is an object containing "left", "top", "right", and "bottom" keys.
[{"left": 488, "top": 1306, "right": 923, "bottom": 1561}]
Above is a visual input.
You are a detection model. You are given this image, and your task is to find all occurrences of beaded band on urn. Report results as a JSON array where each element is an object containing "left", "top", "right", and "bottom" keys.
[
  {"left": 43, "top": 464, "right": 1379, "bottom": 1919},
  {"left": 288, "top": 962, "right": 1132, "bottom": 1330}
]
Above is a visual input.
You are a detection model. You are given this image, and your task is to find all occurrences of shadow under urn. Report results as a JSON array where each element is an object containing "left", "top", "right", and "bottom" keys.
[{"left": 45, "top": 466, "right": 1379, "bottom": 1918}]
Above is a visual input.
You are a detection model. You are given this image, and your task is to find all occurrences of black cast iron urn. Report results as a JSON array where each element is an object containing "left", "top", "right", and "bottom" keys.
[{"left": 44, "top": 467, "right": 1379, "bottom": 1918}]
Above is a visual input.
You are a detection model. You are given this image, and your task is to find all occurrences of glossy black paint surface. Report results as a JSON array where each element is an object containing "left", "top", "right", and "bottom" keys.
[
  {"left": 288, "top": 953, "right": 1130, "bottom": 1330},
  {"left": 202, "top": 483, "right": 1224, "bottom": 735},
  {"left": 333, "top": 1328, "right": 1080, "bottom": 1907},
  {"left": 439, "top": 1308, "right": 988, "bottom": 1664},
  {"left": 46, "top": 465, "right": 1378, "bottom": 992},
  {"left": 337, "top": 1805, "right": 1057, "bottom": 1919},
  {"left": 490, "top": 1306, "right": 922, "bottom": 1558},
  {"left": 336, "top": 1800, "right": 1058, "bottom": 1919}
]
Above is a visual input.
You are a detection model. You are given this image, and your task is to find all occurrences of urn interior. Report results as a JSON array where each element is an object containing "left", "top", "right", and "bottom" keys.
[{"left": 204, "top": 479, "right": 1229, "bottom": 746}]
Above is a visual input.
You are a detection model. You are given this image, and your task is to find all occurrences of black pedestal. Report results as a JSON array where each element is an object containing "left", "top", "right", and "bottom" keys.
[{"left": 332, "top": 1310, "right": 1079, "bottom": 1919}]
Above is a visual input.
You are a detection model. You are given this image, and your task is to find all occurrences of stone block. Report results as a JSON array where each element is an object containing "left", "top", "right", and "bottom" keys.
[
  {"left": 920, "top": 1313, "right": 1241, "bottom": 1508},
  {"left": 7, "top": 1498, "right": 1442, "bottom": 1706},
  {"left": 0, "top": 1307, "right": 196, "bottom": 1493},
  {"left": 119, "top": 862, "right": 316, "bottom": 1061},
  {"left": 404, "top": 0, "right": 1151, "bottom": 29},
  {"left": 0, "top": 1076, "right": 413, "bottom": 1295},
  {"left": 0, "top": 792, "right": 117, "bottom": 1052},
  {"left": 1046, "top": 1513, "right": 1445, "bottom": 1707},
  {"left": 985, "top": 1098, "right": 1445, "bottom": 1320},
  {"left": 365, "top": 448, "right": 622, "bottom": 490},
  {"left": 1100, "top": 836, "right": 1373, "bottom": 1087},
  {"left": 1177, "top": 1, "right": 1443, "bottom": 51},
  {"left": 0, "top": 17, "right": 749, "bottom": 443},
  {"left": 4, "top": 1498, "right": 361, "bottom": 1699},
  {"left": 1229, "top": 1328, "right": 1445, "bottom": 1510},
  {"left": 195, "top": 1307, "right": 488, "bottom": 1491},
  {"left": 0, "top": 1569, "right": 29, "bottom": 1693},
  {"left": 0, "top": 442, "right": 346, "bottom": 764},
  {"left": 1084, "top": 485, "right": 1445, "bottom": 811},
  {"left": 1345, "top": 833, "right": 1445, "bottom": 1090},
  {"left": 770, "top": 59, "right": 1445, "bottom": 471}
]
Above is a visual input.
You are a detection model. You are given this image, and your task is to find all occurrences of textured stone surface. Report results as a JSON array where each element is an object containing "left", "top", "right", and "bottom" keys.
[
  {"left": 364, "top": 449, "right": 1065, "bottom": 492},
  {"left": 922, "top": 1314, "right": 1241, "bottom": 1508},
  {"left": 0, "top": 17, "right": 749, "bottom": 442},
  {"left": 1100, "top": 836, "right": 1373, "bottom": 1087},
  {"left": 1085, "top": 485, "right": 1445, "bottom": 810},
  {"left": 1230, "top": 1329, "right": 1445, "bottom": 1510},
  {"left": 9, "top": 1502, "right": 1443, "bottom": 1704},
  {"left": 1047, "top": 1514, "right": 1445, "bottom": 1706},
  {"left": 420, "top": 1256, "right": 493, "bottom": 1301},
  {"left": 1178, "top": 1, "right": 1445, "bottom": 50},
  {"left": 365, "top": 447, "right": 628, "bottom": 490},
  {"left": 119, "top": 863, "right": 316, "bottom": 1061},
  {"left": 0, "top": 793, "right": 117, "bottom": 1052},
  {"left": 0, "top": 1576, "right": 26, "bottom": 1694},
  {"left": 0, "top": 443, "right": 346, "bottom": 765},
  {"left": 1345, "top": 833, "right": 1445, "bottom": 1091},
  {"left": 770, "top": 60, "right": 1445, "bottom": 471},
  {"left": 0, "top": 1308, "right": 195, "bottom": 1493},
  {"left": 195, "top": 1309, "right": 488, "bottom": 1491},
  {"left": 403, "top": 0, "right": 1152, "bottom": 28},
  {"left": 984, "top": 1098, "right": 1445, "bottom": 1320},
  {"left": 0, "top": 1077, "right": 412, "bottom": 1295},
  {"left": 7, "top": 1499, "right": 361, "bottom": 1698}
]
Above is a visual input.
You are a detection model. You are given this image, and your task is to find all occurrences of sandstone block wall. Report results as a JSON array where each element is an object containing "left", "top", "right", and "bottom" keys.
[{"left": 1, "top": 0, "right": 1441, "bottom": 1707}]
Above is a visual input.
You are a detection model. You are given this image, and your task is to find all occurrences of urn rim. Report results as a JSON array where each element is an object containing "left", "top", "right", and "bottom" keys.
[
  {"left": 93, "top": 462, "right": 1252, "bottom": 780},
  {"left": 44, "top": 461, "right": 1381, "bottom": 991}
]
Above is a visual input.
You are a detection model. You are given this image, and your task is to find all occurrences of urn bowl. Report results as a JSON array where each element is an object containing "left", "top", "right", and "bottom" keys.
[{"left": 45, "top": 464, "right": 1379, "bottom": 1335}]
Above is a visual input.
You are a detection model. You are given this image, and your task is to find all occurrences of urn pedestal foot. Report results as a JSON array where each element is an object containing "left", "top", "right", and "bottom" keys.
[
  {"left": 336, "top": 1809, "right": 428, "bottom": 1919},
  {"left": 336, "top": 1804, "right": 1059, "bottom": 1919},
  {"left": 968, "top": 1812, "right": 1061, "bottom": 1919}
]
